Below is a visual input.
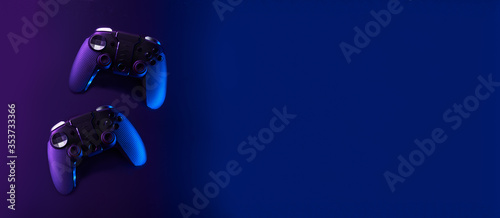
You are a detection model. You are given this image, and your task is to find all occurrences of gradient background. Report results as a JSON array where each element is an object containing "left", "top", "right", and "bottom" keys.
[{"left": 1, "top": 0, "right": 500, "bottom": 217}]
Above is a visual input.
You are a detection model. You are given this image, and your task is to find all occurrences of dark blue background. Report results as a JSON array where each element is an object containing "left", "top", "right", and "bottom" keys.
[{"left": 1, "top": 0, "right": 499, "bottom": 217}]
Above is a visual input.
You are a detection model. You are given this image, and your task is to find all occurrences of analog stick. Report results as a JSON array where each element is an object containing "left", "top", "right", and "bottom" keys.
[
  {"left": 67, "top": 145, "right": 82, "bottom": 159},
  {"left": 101, "top": 131, "right": 116, "bottom": 146},
  {"left": 132, "top": 61, "right": 147, "bottom": 77},
  {"left": 97, "top": 54, "right": 111, "bottom": 68}
]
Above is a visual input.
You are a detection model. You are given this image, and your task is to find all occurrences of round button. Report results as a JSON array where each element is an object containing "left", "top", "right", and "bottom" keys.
[
  {"left": 88, "top": 144, "right": 97, "bottom": 152},
  {"left": 150, "top": 60, "right": 156, "bottom": 66},
  {"left": 156, "top": 55, "right": 163, "bottom": 61},
  {"left": 89, "top": 34, "right": 106, "bottom": 51},
  {"left": 51, "top": 132, "right": 68, "bottom": 148},
  {"left": 103, "top": 119, "right": 113, "bottom": 128},
  {"left": 117, "top": 63, "right": 126, "bottom": 72},
  {"left": 145, "top": 52, "right": 152, "bottom": 59},
  {"left": 152, "top": 47, "right": 159, "bottom": 54}
]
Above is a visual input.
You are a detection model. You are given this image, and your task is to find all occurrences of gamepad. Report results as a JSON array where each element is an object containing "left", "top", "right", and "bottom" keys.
[
  {"left": 47, "top": 105, "right": 147, "bottom": 195},
  {"left": 69, "top": 27, "right": 167, "bottom": 109}
]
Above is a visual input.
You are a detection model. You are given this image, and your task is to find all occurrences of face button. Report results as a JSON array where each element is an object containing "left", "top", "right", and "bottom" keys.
[
  {"left": 116, "top": 116, "right": 123, "bottom": 122},
  {"left": 51, "top": 132, "right": 68, "bottom": 148},
  {"left": 95, "top": 27, "right": 113, "bottom": 32},
  {"left": 97, "top": 117, "right": 113, "bottom": 130},
  {"left": 145, "top": 52, "right": 152, "bottom": 59},
  {"left": 103, "top": 119, "right": 114, "bottom": 128},
  {"left": 156, "top": 55, "right": 163, "bottom": 61},
  {"left": 152, "top": 47, "right": 159, "bottom": 54},
  {"left": 96, "top": 105, "right": 113, "bottom": 111},
  {"left": 67, "top": 145, "right": 82, "bottom": 158},
  {"left": 113, "top": 123, "right": 119, "bottom": 130},
  {"left": 150, "top": 60, "right": 156, "bottom": 66},
  {"left": 89, "top": 34, "right": 106, "bottom": 51},
  {"left": 97, "top": 54, "right": 111, "bottom": 67}
]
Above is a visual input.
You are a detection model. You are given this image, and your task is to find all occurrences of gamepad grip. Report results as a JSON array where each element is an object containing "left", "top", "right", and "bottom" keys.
[
  {"left": 144, "top": 57, "right": 167, "bottom": 109},
  {"left": 113, "top": 112, "right": 147, "bottom": 166},
  {"left": 47, "top": 141, "right": 76, "bottom": 195},
  {"left": 69, "top": 38, "right": 101, "bottom": 92}
]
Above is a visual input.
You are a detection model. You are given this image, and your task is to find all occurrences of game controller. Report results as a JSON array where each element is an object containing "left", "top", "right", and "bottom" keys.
[
  {"left": 69, "top": 27, "right": 167, "bottom": 109},
  {"left": 47, "top": 105, "right": 147, "bottom": 195}
]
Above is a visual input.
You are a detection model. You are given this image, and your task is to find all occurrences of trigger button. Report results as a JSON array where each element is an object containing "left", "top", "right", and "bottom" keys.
[
  {"left": 96, "top": 105, "right": 113, "bottom": 111},
  {"left": 96, "top": 27, "right": 113, "bottom": 32},
  {"left": 51, "top": 121, "right": 66, "bottom": 132}
]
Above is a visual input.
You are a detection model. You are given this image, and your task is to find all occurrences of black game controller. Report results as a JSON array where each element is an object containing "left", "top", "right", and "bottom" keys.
[
  {"left": 69, "top": 28, "right": 167, "bottom": 109},
  {"left": 47, "top": 105, "right": 147, "bottom": 195}
]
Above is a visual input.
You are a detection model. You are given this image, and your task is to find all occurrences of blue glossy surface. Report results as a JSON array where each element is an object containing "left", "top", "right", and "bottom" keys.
[
  {"left": 114, "top": 112, "right": 147, "bottom": 166},
  {"left": 145, "top": 54, "right": 167, "bottom": 109}
]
